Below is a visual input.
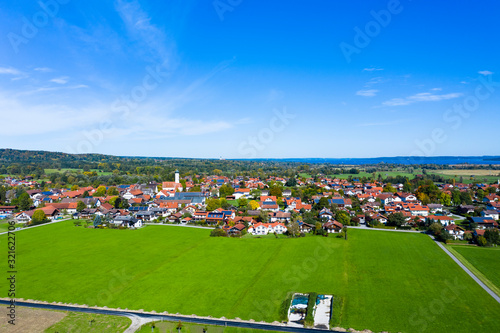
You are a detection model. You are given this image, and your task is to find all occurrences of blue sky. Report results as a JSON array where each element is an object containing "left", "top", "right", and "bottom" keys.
[{"left": 0, "top": 0, "right": 499, "bottom": 159}]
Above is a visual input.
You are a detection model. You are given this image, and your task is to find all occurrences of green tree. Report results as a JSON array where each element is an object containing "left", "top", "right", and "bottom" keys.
[
  {"left": 314, "top": 222, "right": 323, "bottom": 235},
  {"left": 220, "top": 198, "right": 230, "bottom": 210},
  {"left": 484, "top": 228, "right": 500, "bottom": 245},
  {"left": 440, "top": 193, "right": 451, "bottom": 206},
  {"left": 452, "top": 190, "right": 462, "bottom": 205},
  {"left": 119, "top": 199, "right": 129, "bottom": 209},
  {"left": 403, "top": 180, "right": 412, "bottom": 193},
  {"left": 76, "top": 200, "right": 86, "bottom": 212},
  {"left": 93, "top": 185, "right": 107, "bottom": 197},
  {"left": 335, "top": 211, "right": 351, "bottom": 226},
  {"left": 460, "top": 191, "right": 473, "bottom": 205},
  {"left": 383, "top": 184, "right": 397, "bottom": 193},
  {"left": 428, "top": 222, "right": 443, "bottom": 235},
  {"left": 18, "top": 192, "right": 33, "bottom": 211},
  {"left": 287, "top": 221, "right": 300, "bottom": 237},
  {"left": 82, "top": 190, "right": 90, "bottom": 198},
  {"left": 107, "top": 187, "right": 119, "bottom": 196},
  {"left": 31, "top": 209, "right": 47, "bottom": 225},
  {"left": 219, "top": 184, "right": 234, "bottom": 198},
  {"left": 0, "top": 186, "right": 7, "bottom": 203},
  {"left": 237, "top": 197, "right": 248, "bottom": 208},
  {"left": 315, "top": 197, "right": 329, "bottom": 210},
  {"left": 476, "top": 189, "right": 485, "bottom": 201},
  {"left": 387, "top": 212, "right": 406, "bottom": 227},
  {"left": 269, "top": 186, "right": 283, "bottom": 198},
  {"left": 206, "top": 198, "right": 221, "bottom": 211},
  {"left": 477, "top": 235, "right": 488, "bottom": 247}
]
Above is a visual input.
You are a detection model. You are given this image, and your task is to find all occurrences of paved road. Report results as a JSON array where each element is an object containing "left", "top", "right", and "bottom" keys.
[
  {"left": 0, "top": 300, "right": 344, "bottom": 333},
  {"left": 347, "top": 225, "right": 421, "bottom": 233},
  {"left": 430, "top": 237, "right": 500, "bottom": 303},
  {"left": 0, "top": 218, "right": 71, "bottom": 236},
  {"left": 144, "top": 223, "right": 213, "bottom": 230}
]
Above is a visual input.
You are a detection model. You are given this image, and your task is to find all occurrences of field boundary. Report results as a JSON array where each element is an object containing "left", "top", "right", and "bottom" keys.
[{"left": 446, "top": 246, "right": 500, "bottom": 298}]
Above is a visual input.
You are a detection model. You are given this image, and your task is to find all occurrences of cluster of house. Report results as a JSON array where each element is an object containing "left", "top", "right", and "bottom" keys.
[{"left": 1, "top": 172, "right": 499, "bottom": 238}]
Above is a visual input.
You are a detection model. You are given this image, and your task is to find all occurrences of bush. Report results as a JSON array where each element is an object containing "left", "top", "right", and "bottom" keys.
[
  {"left": 304, "top": 292, "right": 317, "bottom": 328},
  {"left": 279, "top": 292, "right": 294, "bottom": 322},
  {"left": 31, "top": 210, "right": 49, "bottom": 226},
  {"left": 330, "top": 296, "right": 345, "bottom": 328},
  {"left": 210, "top": 228, "right": 227, "bottom": 237},
  {"left": 477, "top": 235, "right": 488, "bottom": 247}
]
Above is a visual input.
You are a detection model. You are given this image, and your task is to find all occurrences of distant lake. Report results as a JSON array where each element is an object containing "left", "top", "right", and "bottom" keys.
[{"left": 238, "top": 156, "right": 500, "bottom": 165}]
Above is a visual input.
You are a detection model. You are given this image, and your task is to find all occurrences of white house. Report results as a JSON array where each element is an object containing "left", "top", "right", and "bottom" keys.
[
  {"left": 248, "top": 222, "right": 287, "bottom": 235},
  {"left": 482, "top": 210, "right": 499, "bottom": 220},
  {"left": 444, "top": 224, "right": 465, "bottom": 240}
]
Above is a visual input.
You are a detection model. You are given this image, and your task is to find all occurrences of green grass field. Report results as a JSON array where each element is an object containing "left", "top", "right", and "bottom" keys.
[
  {"left": 450, "top": 245, "right": 500, "bottom": 294},
  {"left": 44, "top": 168, "right": 114, "bottom": 175},
  {"left": 1, "top": 221, "right": 500, "bottom": 333},
  {"left": 45, "top": 311, "right": 131, "bottom": 333},
  {"left": 427, "top": 170, "right": 500, "bottom": 184}
]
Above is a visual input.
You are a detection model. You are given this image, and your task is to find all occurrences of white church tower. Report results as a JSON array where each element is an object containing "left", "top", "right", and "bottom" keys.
[{"left": 175, "top": 169, "right": 180, "bottom": 184}]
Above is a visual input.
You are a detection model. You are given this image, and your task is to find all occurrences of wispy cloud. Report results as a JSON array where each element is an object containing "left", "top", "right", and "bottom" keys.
[
  {"left": 34, "top": 67, "right": 53, "bottom": 72},
  {"left": 431, "top": 87, "right": 442, "bottom": 91},
  {"left": 115, "top": 0, "right": 176, "bottom": 66},
  {"left": 478, "top": 70, "right": 493, "bottom": 76},
  {"left": 50, "top": 76, "right": 69, "bottom": 84},
  {"left": 357, "top": 89, "right": 379, "bottom": 97},
  {"left": 14, "top": 84, "right": 88, "bottom": 97},
  {"left": 382, "top": 92, "right": 462, "bottom": 106},
  {"left": 364, "top": 76, "right": 385, "bottom": 87},
  {"left": 0, "top": 67, "right": 28, "bottom": 80},
  {"left": 357, "top": 119, "right": 411, "bottom": 127},
  {"left": 363, "top": 67, "right": 384, "bottom": 72},
  {"left": 0, "top": 67, "right": 23, "bottom": 75}
]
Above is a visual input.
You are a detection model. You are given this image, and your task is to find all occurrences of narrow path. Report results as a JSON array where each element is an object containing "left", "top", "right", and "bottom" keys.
[
  {"left": 144, "top": 223, "right": 213, "bottom": 229},
  {"left": 346, "top": 226, "right": 421, "bottom": 233},
  {"left": 123, "top": 313, "right": 155, "bottom": 333}
]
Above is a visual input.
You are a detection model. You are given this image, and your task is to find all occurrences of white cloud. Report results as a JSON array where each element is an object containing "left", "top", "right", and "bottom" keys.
[
  {"left": 356, "top": 89, "right": 379, "bottom": 97},
  {"left": 357, "top": 119, "right": 411, "bottom": 127},
  {"left": 383, "top": 92, "right": 462, "bottom": 106},
  {"left": 0, "top": 67, "right": 23, "bottom": 75},
  {"left": 478, "top": 70, "right": 493, "bottom": 76},
  {"left": 0, "top": 67, "right": 27, "bottom": 80},
  {"left": 50, "top": 76, "right": 69, "bottom": 84},
  {"left": 34, "top": 67, "right": 53, "bottom": 72},
  {"left": 431, "top": 88, "right": 442, "bottom": 91},
  {"left": 364, "top": 76, "right": 384, "bottom": 87},
  {"left": 363, "top": 68, "right": 384, "bottom": 71},
  {"left": 15, "top": 84, "right": 88, "bottom": 97}
]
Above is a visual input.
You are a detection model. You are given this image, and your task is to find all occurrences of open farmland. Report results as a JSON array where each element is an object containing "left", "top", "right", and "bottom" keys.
[
  {"left": 429, "top": 169, "right": 500, "bottom": 183},
  {"left": 1, "top": 221, "right": 499, "bottom": 333},
  {"left": 450, "top": 245, "right": 500, "bottom": 295}
]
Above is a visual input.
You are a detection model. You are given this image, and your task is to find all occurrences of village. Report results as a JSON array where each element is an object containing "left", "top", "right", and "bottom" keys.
[{"left": 1, "top": 169, "right": 499, "bottom": 244}]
